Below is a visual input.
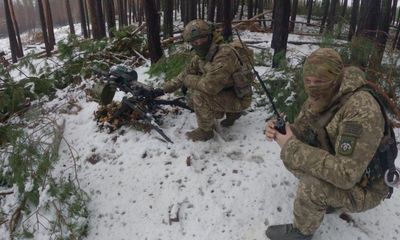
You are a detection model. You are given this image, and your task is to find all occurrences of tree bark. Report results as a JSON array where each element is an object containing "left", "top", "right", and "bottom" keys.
[
  {"left": 271, "top": 0, "right": 290, "bottom": 68},
  {"left": 216, "top": 0, "right": 223, "bottom": 22},
  {"left": 320, "top": 0, "right": 330, "bottom": 33},
  {"left": 37, "top": 0, "right": 51, "bottom": 57},
  {"left": 105, "top": 0, "right": 116, "bottom": 37},
  {"left": 374, "top": 0, "right": 392, "bottom": 66},
  {"left": 43, "top": 0, "right": 55, "bottom": 49},
  {"left": 307, "top": 0, "right": 313, "bottom": 24},
  {"left": 326, "top": 0, "right": 338, "bottom": 32},
  {"left": 65, "top": 0, "right": 75, "bottom": 35},
  {"left": 248, "top": 0, "right": 254, "bottom": 19},
  {"left": 78, "top": 0, "right": 89, "bottom": 38},
  {"left": 391, "top": 0, "right": 398, "bottom": 24},
  {"left": 223, "top": 0, "right": 233, "bottom": 41},
  {"left": 87, "top": 0, "right": 107, "bottom": 39},
  {"left": 357, "top": 0, "right": 381, "bottom": 39},
  {"left": 341, "top": 0, "right": 348, "bottom": 20},
  {"left": 290, "top": 0, "right": 299, "bottom": 32},
  {"left": 8, "top": 0, "right": 23, "bottom": 58},
  {"left": 207, "top": 0, "right": 216, "bottom": 22},
  {"left": 348, "top": 0, "right": 360, "bottom": 41},
  {"left": 144, "top": 0, "right": 163, "bottom": 63},
  {"left": 239, "top": 0, "right": 245, "bottom": 20},
  {"left": 4, "top": 0, "right": 18, "bottom": 62},
  {"left": 164, "top": 0, "right": 174, "bottom": 38}
]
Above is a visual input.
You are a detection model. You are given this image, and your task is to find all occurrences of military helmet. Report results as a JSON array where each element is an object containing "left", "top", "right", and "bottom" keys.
[{"left": 182, "top": 19, "right": 213, "bottom": 42}]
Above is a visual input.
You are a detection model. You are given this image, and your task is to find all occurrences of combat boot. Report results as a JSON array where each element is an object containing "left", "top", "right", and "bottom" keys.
[
  {"left": 220, "top": 112, "right": 241, "bottom": 127},
  {"left": 266, "top": 224, "right": 313, "bottom": 240},
  {"left": 186, "top": 128, "right": 214, "bottom": 142}
]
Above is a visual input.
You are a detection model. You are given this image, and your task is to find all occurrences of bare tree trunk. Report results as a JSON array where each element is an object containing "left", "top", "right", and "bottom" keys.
[
  {"left": 105, "top": 0, "right": 116, "bottom": 37},
  {"left": 307, "top": 0, "right": 313, "bottom": 24},
  {"left": 374, "top": 0, "right": 392, "bottom": 66},
  {"left": 320, "top": 0, "right": 330, "bottom": 33},
  {"left": 87, "top": 0, "right": 107, "bottom": 39},
  {"left": 223, "top": 0, "right": 233, "bottom": 41},
  {"left": 290, "top": 0, "right": 298, "bottom": 32},
  {"left": 391, "top": 0, "right": 398, "bottom": 24},
  {"left": 144, "top": 0, "right": 163, "bottom": 63},
  {"left": 8, "top": 0, "right": 23, "bottom": 58},
  {"left": 239, "top": 0, "right": 245, "bottom": 20},
  {"left": 357, "top": 0, "right": 381, "bottom": 39},
  {"left": 65, "top": 0, "right": 75, "bottom": 35},
  {"left": 37, "top": 0, "right": 52, "bottom": 57},
  {"left": 207, "top": 0, "right": 216, "bottom": 22},
  {"left": 139, "top": 0, "right": 144, "bottom": 25},
  {"left": 43, "top": 0, "right": 55, "bottom": 49},
  {"left": 326, "top": 0, "right": 338, "bottom": 32},
  {"left": 248, "top": 0, "right": 254, "bottom": 19},
  {"left": 4, "top": 0, "right": 18, "bottom": 62},
  {"left": 164, "top": 0, "right": 174, "bottom": 38},
  {"left": 341, "top": 0, "right": 348, "bottom": 20},
  {"left": 272, "top": 0, "right": 290, "bottom": 68},
  {"left": 78, "top": 0, "right": 89, "bottom": 38},
  {"left": 216, "top": 0, "right": 223, "bottom": 22},
  {"left": 348, "top": 0, "right": 359, "bottom": 41}
]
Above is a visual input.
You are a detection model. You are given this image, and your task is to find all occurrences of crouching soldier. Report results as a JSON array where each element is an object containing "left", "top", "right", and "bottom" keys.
[
  {"left": 264, "top": 48, "right": 397, "bottom": 239},
  {"left": 161, "top": 19, "right": 253, "bottom": 142}
]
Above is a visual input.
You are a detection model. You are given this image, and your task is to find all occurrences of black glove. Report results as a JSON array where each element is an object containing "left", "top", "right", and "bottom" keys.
[{"left": 152, "top": 88, "right": 165, "bottom": 98}]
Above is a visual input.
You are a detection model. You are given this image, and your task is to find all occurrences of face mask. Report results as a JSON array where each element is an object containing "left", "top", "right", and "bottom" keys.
[
  {"left": 191, "top": 36, "right": 212, "bottom": 59},
  {"left": 305, "top": 81, "right": 338, "bottom": 113}
]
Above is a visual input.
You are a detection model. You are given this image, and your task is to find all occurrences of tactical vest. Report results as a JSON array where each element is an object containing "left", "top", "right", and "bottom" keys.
[{"left": 300, "top": 85, "right": 398, "bottom": 198}]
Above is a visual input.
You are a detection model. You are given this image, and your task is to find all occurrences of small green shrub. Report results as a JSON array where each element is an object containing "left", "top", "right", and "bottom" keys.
[{"left": 148, "top": 51, "right": 193, "bottom": 80}]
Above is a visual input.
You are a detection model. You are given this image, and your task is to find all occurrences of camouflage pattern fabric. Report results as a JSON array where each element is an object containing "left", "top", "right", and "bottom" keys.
[
  {"left": 281, "top": 63, "right": 389, "bottom": 235},
  {"left": 163, "top": 37, "right": 252, "bottom": 132}
]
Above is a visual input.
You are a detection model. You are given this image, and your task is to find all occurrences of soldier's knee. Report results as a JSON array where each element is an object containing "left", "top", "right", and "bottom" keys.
[{"left": 298, "top": 176, "right": 330, "bottom": 205}]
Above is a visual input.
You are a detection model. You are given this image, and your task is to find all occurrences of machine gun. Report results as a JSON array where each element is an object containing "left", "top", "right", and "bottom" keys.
[{"left": 92, "top": 65, "right": 192, "bottom": 143}]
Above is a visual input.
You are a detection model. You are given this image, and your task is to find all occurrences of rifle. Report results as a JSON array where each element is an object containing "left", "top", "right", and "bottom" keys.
[
  {"left": 92, "top": 65, "right": 192, "bottom": 143},
  {"left": 234, "top": 29, "right": 286, "bottom": 134}
]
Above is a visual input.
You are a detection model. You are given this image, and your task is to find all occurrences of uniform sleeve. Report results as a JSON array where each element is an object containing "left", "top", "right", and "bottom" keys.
[
  {"left": 163, "top": 56, "right": 200, "bottom": 93},
  {"left": 281, "top": 91, "right": 384, "bottom": 190},
  {"left": 191, "top": 46, "right": 240, "bottom": 95}
]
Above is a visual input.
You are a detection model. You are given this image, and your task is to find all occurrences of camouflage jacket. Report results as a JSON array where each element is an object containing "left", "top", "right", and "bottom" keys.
[
  {"left": 281, "top": 67, "right": 386, "bottom": 190},
  {"left": 162, "top": 42, "right": 242, "bottom": 96}
]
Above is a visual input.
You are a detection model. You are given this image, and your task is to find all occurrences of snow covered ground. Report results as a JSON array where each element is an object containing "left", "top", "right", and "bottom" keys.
[{"left": 1, "top": 21, "right": 400, "bottom": 240}]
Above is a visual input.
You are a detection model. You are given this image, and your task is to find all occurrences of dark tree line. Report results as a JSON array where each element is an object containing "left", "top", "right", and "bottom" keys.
[{"left": 2, "top": 0, "right": 400, "bottom": 67}]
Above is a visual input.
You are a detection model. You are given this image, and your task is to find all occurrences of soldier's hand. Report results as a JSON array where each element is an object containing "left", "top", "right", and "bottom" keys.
[
  {"left": 265, "top": 119, "right": 277, "bottom": 141},
  {"left": 275, "top": 124, "right": 293, "bottom": 148}
]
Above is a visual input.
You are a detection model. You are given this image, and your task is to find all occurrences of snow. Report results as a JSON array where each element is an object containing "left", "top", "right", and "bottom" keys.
[{"left": 1, "top": 20, "right": 400, "bottom": 240}]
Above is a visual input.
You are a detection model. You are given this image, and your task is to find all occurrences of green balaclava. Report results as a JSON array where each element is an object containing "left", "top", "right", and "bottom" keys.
[
  {"left": 303, "top": 48, "right": 344, "bottom": 113},
  {"left": 191, "top": 35, "right": 212, "bottom": 59}
]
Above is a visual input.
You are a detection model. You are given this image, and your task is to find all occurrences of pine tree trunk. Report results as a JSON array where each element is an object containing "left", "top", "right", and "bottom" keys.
[
  {"left": 4, "top": 0, "right": 18, "bottom": 62},
  {"left": 144, "top": 0, "right": 163, "bottom": 63},
  {"left": 320, "top": 0, "right": 330, "bottom": 33},
  {"left": 357, "top": 0, "right": 381, "bottom": 39},
  {"left": 78, "top": 0, "right": 89, "bottom": 38},
  {"left": 239, "top": 0, "right": 245, "bottom": 20},
  {"left": 326, "top": 0, "right": 338, "bottom": 32},
  {"left": 65, "top": 0, "right": 75, "bottom": 35},
  {"left": 139, "top": 0, "right": 144, "bottom": 25},
  {"left": 394, "top": 21, "right": 400, "bottom": 49},
  {"left": 216, "top": 0, "right": 223, "bottom": 22},
  {"left": 374, "top": 0, "right": 392, "bottom": 66},
  {"left": 307, "top": 0, "right": 313, "bottom": 24},
  {"left": 207, "top": 0, "right": 216, "bottom": 22},
  {"left": 164, "top": 0, "right": 174, "bottom": 38},
  {"left": 290, "top": 0, "right": 298, "bottom": 32},
  {"left": 223, "top": 0, "right": 233, "bottom": 41},
  {"left": 271, "top": 0, "right": 290, "bottom": 68},
  {"left": 341, "top": 0, "right": 348, "bottom": 19},
  {"left": 391, "top": 0, "right": 398, "bottom": 24},
  {"left": 248, "top": 0, "right": 254, "bottom": 19},
  {"left": 43, "top": 0, "right": 55, "bottom": 49},
  {"left": 37, "top": 0, "right": 52, "bottom": 57},
  {"left": 105, "top": 0, "right": 116, "bottom": 37},
  {"left": 348, "top": 0, "right": 359, "bottom": 41},
  {"left": 8, "top": 0, "right": 23, "bottom": 58},
  {"left": 87, "top": 0, "right": 107, "bottom": 39}
]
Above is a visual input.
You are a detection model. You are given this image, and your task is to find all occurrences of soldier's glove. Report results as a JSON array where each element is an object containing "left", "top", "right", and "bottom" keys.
[
  {"left": 152, "top": 88, "right": 165, "bottom": 98},
  {"left": 183, "top": 74, "right": 200, "bottom": 90}
]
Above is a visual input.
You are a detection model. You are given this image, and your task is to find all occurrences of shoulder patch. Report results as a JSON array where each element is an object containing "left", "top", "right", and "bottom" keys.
[
  {"left": 338, "top": 135, "right": 357, "bottom": 156},
  {"left": 343, "top": 122, "right": 363, "bottom": 137}
]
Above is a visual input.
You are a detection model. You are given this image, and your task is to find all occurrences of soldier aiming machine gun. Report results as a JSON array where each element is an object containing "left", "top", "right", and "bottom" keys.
[{"left": 93, "top": 65, "right": 192, "bottom": 143}]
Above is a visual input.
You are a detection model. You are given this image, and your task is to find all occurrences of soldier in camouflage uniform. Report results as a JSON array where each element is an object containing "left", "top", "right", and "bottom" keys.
[
  {"left": 162, "top": 19, "right": 252, "bottom": 141},
  {"left": 264, "top": 48, "right": 390, "bottom": 240}
]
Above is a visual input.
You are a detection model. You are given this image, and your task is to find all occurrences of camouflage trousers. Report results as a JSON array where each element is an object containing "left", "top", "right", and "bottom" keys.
[
  {"left": 191, "top": 89, "right": 251, "bottom": 131},
  {"left": 292, "top": 174, "right": 388, "bottom": 235}
]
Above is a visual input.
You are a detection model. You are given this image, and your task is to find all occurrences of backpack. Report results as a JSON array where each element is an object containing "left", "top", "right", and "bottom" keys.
[
  {"left": 227, "top": 40, "right": 255, "bottom": 98},
  {"left": 314, "top": 85, "right": 399, "bottom": 198}
]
